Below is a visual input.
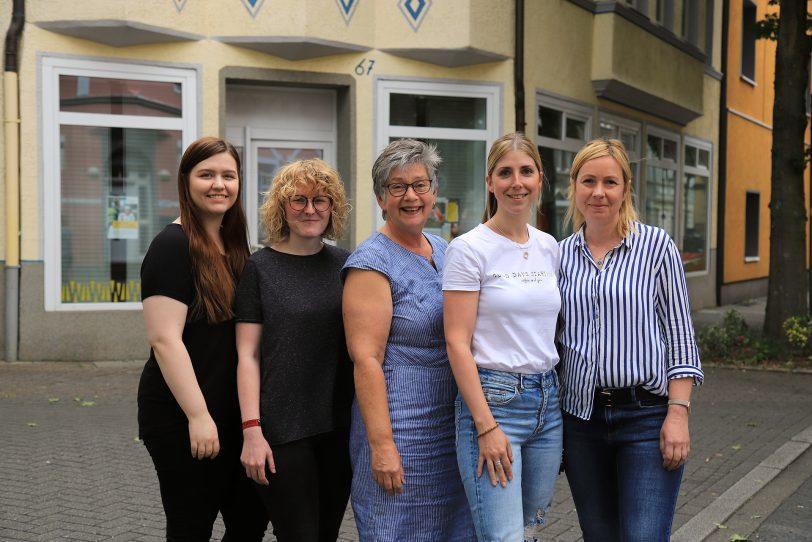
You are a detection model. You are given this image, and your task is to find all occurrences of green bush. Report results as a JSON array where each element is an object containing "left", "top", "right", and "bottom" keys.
[
  {"left": 783, "top": 315, "right": 812, "bottom": 356},
  {"left": 696, "top": 310, "right": 778, "bottom": 364}
]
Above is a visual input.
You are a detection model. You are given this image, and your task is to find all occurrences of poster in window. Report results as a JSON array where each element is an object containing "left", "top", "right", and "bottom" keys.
[{"left": 107, "top": 195, "right": 139, "bottom": 239}]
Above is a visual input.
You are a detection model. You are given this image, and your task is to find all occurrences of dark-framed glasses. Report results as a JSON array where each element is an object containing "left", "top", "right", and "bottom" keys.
[
  {"left": 386, "top": 179, "right": 433, "bottom": 197},
  {"left": 289, "top": 195, "right": 332, "bottom": 212}
]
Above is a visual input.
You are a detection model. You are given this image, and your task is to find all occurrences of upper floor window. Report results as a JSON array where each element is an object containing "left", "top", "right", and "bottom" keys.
[
  {"left": 656, "top": 0, "right": 675, "bottom": 31},
  {"left": 741, "top": 0, "right": 757, "bottom": 82}
]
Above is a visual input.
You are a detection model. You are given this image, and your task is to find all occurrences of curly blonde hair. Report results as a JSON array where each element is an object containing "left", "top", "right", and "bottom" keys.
[{"left": 260, "top": 158, "right": 350, "bottom": 244}]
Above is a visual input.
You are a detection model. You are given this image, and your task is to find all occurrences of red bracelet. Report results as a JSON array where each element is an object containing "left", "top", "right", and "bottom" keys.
[{"left": 241, "top": 419, "right": 261, "bottom": 430}]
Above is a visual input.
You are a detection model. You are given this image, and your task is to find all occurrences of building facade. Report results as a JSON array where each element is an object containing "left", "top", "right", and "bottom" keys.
[
  {"left": 719, "top": 0, "right": 812, "bottom": 304},
  {"left": 1, "top": 0, "right": 721, "bottom": 360}
]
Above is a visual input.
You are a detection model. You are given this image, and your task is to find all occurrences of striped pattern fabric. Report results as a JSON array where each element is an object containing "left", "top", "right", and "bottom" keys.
[
  {"left": 342, "top": 232, "right": 475, "bottom": 541},
  {"left": 558, "top": 223, "right": 703, "bottom": 420}
]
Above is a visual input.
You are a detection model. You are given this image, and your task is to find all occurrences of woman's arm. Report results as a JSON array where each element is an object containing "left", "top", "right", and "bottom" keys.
[
  {"left": 142, "top": 295, "right": 219, "bottom": 460},
  {"left": 660, "top": 377, "right": 693, "bottom": 470},
  {"left": 444, "top": 290, "right": 513, "bottom": 487},
  {"left": 236, "top": 322, "right": 275, "bottom": 484},
  {"left": 343, "top": 269, "right": 403, "bottom": 494}
]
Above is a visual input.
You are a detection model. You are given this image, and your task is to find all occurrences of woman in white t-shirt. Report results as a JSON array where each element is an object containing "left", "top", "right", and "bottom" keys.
[{"left": 443, "top": 132, "right": 563, "bottom": 542}]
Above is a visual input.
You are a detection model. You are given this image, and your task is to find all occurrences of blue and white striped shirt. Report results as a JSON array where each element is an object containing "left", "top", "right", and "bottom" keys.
[{"left": 558, "top": 222, "right": 703, "bottom": 419}]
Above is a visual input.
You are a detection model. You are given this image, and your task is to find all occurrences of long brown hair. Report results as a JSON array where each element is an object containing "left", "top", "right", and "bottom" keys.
[
  {"left": 177, "top": 136, "right": 249, "bottom": 323},
  {"left": 482, "top": 132, "right": 544, "bottom": 221}
]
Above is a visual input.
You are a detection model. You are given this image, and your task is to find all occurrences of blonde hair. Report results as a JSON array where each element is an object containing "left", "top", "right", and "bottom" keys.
[
  {"left": 482, "top": 132, "right": 543, "bottom": 221},
  {"left": 565, "top": 138, "right": 638, "bottom": 238},
  {"left": 260, "top": 159, "right": 350, "bottom": 244}
]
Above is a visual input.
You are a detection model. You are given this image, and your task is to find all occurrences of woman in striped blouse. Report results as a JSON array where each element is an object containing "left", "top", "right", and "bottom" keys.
[{"left": 558, "top": 138, "right": 704, "bottom": 542}]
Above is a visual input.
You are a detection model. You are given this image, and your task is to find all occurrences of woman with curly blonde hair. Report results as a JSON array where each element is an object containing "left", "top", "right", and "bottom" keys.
[{"left": 235, "top": 158, "right": 354, "bottom": 541}]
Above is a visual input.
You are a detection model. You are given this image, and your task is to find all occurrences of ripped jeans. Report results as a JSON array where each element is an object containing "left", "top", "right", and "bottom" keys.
[{"left": 456, "top": 368, "right": 563, "bottom": 542}]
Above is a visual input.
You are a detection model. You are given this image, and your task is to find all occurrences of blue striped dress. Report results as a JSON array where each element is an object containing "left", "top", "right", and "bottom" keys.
[{"left": 342, "top": 232, "right": 475, "bottom": 541}]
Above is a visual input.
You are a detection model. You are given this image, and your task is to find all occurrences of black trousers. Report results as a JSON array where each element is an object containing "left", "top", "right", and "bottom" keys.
[
  {"left": 256, "top": 428, "right": 352, "bottom": 542},
  {"left": 144, "top": 429, "right": 268, "bottom": 542}
]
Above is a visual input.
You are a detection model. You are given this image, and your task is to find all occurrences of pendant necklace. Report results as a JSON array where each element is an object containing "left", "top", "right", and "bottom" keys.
[{"left": 491, "top": 220, "right": 530, "bottom": 259}]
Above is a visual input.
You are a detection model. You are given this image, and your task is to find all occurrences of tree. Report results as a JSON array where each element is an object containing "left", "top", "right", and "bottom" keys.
[{"left": 759, "top": 0, "right": 812, "bottom": 339}]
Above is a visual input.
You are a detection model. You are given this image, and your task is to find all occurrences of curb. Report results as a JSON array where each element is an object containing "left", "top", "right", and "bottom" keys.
[{"left": 672, "top": 424, "right": 812, "bottom": 541}]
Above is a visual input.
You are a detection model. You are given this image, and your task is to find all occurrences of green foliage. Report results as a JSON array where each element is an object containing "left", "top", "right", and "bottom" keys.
[
  {"left": 754, "top": 0, "right": 812, "bottom": 42},
  {"left": 783, "top": 315, "right": 812, "bottom": 355},
  {"left": 696, "top": 310, "right": 778, "bottom": 364}
]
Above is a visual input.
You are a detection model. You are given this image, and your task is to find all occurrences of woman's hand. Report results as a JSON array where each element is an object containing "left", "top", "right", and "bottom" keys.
[
  {"left": 370, "top": 440, "right": 405, "bottom": 495},
  {"left": 241, "top": 427, "right": 275, "bottom": 484},
  {"left": 477, "top": 426, "right": 514, "bottom": 487},
  {"left": 660, "top": 406, "right": 690, "bottom": 470},
  {"left": 188, "top": 412, "right": 220, "bottom": 459}
]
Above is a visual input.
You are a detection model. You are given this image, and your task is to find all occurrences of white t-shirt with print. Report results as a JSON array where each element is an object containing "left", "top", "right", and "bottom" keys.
[{"left": 443, "top": 223, "right": 561, "bottom": 374}]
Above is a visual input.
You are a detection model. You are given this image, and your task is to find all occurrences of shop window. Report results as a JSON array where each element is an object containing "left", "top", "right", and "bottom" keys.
[
  {"left": 536, "top": 94, "right": 593, "bottom": 240},
  {"left": 645, "top": 130, "right": 680, "bottom": 239},
  {"left": 741, "top": 0, "right": 757, "bottom": 82},
  {"left": 745, "top": 191, "right": 760, "bottom": 260},
  {"left": 682, "top": 139, "right": 712, "bottom": 273},
  {"left": 377, "top": 79, "right": 500, "bottom": 240},
  {"left": 42, "top": 57, "right": 197, "bottom": 310},
  {"left": 599, "top": 113, "right": 642, "bottom": 204}
]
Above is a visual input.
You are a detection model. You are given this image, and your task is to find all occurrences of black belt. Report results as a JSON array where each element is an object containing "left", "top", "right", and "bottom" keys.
[{"left": 593, "top": 386, "right": 666, "bottom": 408}]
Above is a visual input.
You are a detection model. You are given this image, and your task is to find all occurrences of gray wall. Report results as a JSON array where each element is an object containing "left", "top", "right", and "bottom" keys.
[
  {"left": 687, "top": 248, "right": 717, "bottom": 310},
  {"left": 19, "top": 262, "right": 148, "bottom": 361},
  {"left": 720, "top": 276, "right": 768, "bottom": 306}
]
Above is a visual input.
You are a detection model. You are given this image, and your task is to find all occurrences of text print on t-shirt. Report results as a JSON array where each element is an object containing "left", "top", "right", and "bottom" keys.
[{"left": 489, "top": 270, "right": 555, "bottom": 284}]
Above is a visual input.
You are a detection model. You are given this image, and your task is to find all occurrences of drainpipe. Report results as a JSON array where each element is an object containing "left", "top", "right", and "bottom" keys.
[
  {"left": 4, "top": 0, "right": 24, "bottom": 361},
  {"left": 716, "top": 0, "right": 728, "bottom": 307},
  {"left": 514, "top": 0, "right": 525, "bottom": 133}
]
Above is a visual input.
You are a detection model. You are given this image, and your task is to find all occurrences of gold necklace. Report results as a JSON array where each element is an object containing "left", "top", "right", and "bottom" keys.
[{"left": 490, "top": 220, "right": 530, "bottom": 259}]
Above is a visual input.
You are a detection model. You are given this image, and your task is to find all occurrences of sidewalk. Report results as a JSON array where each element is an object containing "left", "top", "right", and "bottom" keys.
[{"left": 2, "top": 299, "right": 812, "bottom": 541}]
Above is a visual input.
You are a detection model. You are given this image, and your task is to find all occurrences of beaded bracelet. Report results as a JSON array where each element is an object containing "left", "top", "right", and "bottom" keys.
[{"left": 477, "top": 422, "right": 500, "bottom": 439}]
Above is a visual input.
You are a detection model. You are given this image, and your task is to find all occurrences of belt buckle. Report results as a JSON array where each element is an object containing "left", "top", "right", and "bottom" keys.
[{"left": 599, "top": 388, "right": 613, "bottom": 407}]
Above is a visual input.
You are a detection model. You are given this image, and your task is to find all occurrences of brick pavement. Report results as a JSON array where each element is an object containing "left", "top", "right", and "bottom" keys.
[{"left": 1, "top": 362, "right": 811, "bottom": 541}]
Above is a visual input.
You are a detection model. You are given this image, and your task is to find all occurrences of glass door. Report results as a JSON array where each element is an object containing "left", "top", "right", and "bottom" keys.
[{"left": 246, "top": 140, "right": 333, "bottom": 246}]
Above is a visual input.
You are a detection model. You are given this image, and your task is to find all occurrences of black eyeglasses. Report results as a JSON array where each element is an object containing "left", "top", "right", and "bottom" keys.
[
  {"left": 288, "top": 195, "right": 332, "bottom": 212},
  {"left": 385, "top": 179, "right": 433, "bottom": 197}
]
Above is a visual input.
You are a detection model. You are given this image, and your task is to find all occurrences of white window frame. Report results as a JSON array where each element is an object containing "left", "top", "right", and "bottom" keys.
[
  {"left": 682, "top": 135, "right": 712, "bottom": 276},
  {"left": 41, "top": 56, "right": 198, "bottom": 311},
  {"left": 643, "top": 124, "right": 681, "bottom": 242},
  {"left": 598, "top": 111, "right": 642, "bottom": 195},
  {"left": 375, "top": 78, "right": 502, "bottom": 230},
  {"left": 536, "top": 92, "right": 593, "bottom": 154}
]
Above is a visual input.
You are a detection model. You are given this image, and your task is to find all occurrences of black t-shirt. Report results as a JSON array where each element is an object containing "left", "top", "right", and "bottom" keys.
[
  {"left": 235, "top": 245, "right": 354, "bottom": 445},
  {"left": 137, "top": 224, "right": 241, "bottom": 439}
]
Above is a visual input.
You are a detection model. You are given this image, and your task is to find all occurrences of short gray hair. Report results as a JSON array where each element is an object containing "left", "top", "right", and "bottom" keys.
[{"left": 372, "top": 139, "right": 441, "bottom": 219}]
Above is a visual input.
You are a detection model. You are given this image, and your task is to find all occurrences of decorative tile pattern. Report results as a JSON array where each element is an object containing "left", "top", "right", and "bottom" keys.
[
  {"left": 336, "top": 0, "right": 359, "bottom": 25},
  {"left": 173, "top": 0, "right": 187, "bottom": 12},
  {"left": 240, "top": 0, "right": 266, "bottom": 18},
  {"left": 398, "top": 0, "right": 432, "bottom": 32}
]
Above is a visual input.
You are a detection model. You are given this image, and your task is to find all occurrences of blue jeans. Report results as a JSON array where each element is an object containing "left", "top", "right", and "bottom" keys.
[
  {"left": 563, "top": 400, "right": 683, "bottom": 542},
  {"left": 456, "top": 368, "right": 563, "bottom": 542}
]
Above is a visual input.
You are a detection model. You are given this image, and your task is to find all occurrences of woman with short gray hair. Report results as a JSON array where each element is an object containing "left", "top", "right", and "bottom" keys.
[{"left": 342, "top": 139, "right": 475, "bottom": 540}]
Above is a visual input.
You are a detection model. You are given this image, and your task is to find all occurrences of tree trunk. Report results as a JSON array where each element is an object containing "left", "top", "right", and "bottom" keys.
[{"left": 764, "top": 0, "right": 811, "bottom": 338}]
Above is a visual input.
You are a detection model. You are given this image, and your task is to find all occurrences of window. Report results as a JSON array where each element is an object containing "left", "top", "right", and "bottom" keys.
[
  {"left": 624, "top": 0, "right": 648, "bottom": 15},
  {"left": 42, "top": 57, "right": 197, "bottom": 310},
  {"left": 682, "top": 0, "right": 700, "bottom": 47},
  {"left": 741, "top": 0, "right": 757, "bottom": 82},
  {"left": 645, "top": 128, "right": 680, "bottom": 240},
  {"left": 682, "top": 139, "right": 712, "bottom": 273},
  {"left": 377, "top": 79, "right": 500, "bottom": 240},
  {"left": 745, "top": 191, "right": 760, "bottom": 260},
  {"left": 536, "top": 94, "right": 593, "bottom": 240},
  {"left": 656, "top": 0, "right": 675, "bottom": 31},
  {"left": 599, "top": 113, "right": 642, "bottom": 197}
]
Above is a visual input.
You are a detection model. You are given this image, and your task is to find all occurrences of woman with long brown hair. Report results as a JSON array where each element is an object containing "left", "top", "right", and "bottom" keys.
[{"left": 137, "top": 136, "right": 268, "bottom": 541}]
